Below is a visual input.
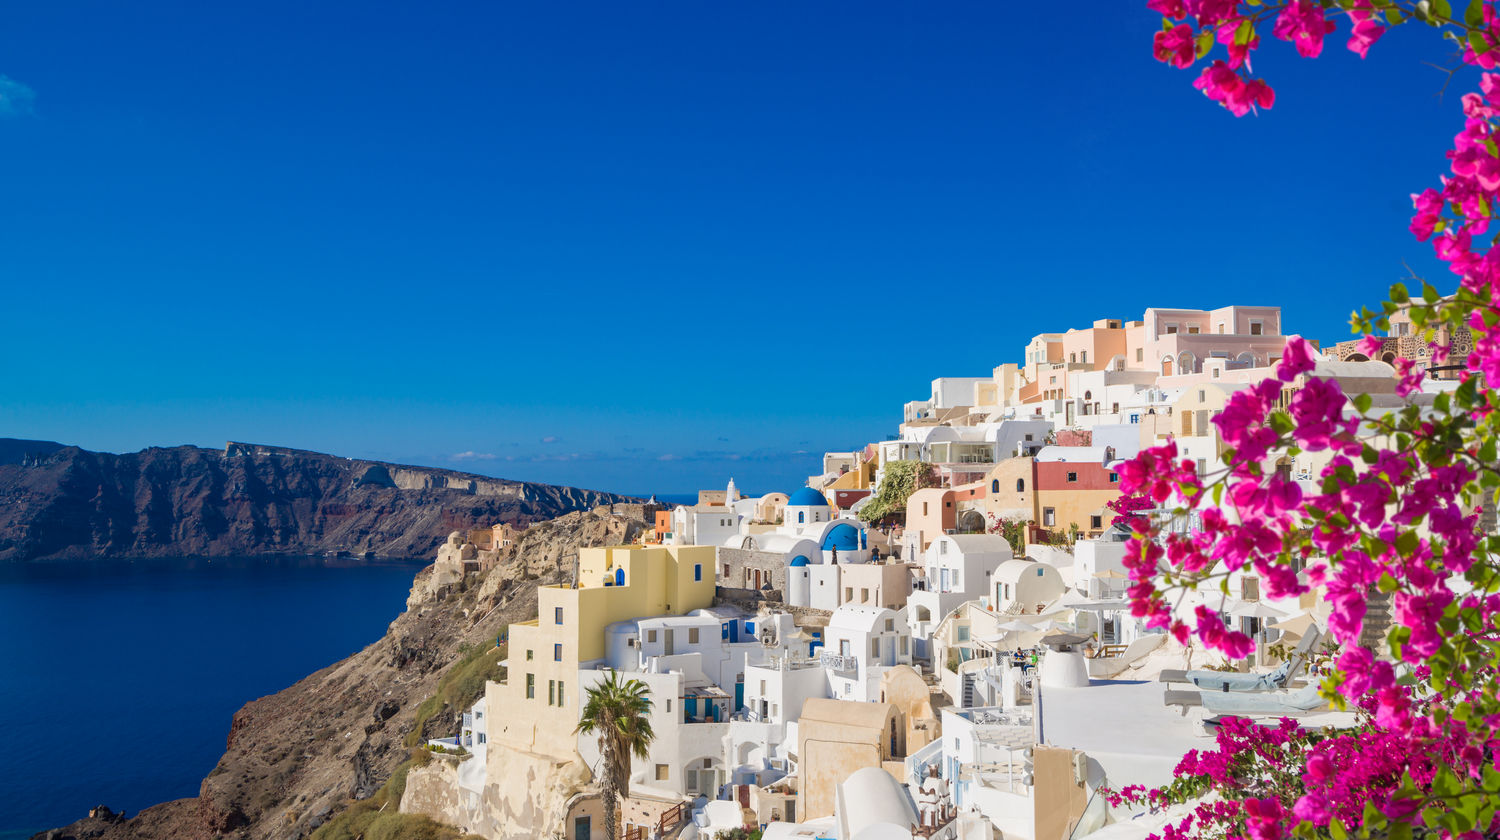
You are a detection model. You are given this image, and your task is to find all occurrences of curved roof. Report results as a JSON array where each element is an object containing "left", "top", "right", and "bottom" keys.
[
  {"left": 787, "top": 487, "right": 830, "bottom": 507},
  {"left": 821, "top": 522, "right": 860, "bottom": 551},
  {"left": 993, "top": 558, "right": 1061, "bottom": 583},
  {"left": 829, "top": 603, "right": 897, "bottom": 633},
  {"left": 789, "top": 555, "right": 810, "bottom": 567},
  {"left": 840, "top": 766, "right": 919, "bottom": 838}
]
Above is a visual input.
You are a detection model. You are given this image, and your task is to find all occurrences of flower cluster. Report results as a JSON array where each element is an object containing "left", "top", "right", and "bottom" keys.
[{"left": 1133, "top": 2, "right": 1500, "bottom": 838}]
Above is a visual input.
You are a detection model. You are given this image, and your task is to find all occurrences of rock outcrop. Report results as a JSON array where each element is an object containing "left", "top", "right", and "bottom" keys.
[
  {"left": 35, "top": 507, "right": 650, "bottom": 840},
  {"left": 0, "top": 439, "right": 639, "bottom": 562}
]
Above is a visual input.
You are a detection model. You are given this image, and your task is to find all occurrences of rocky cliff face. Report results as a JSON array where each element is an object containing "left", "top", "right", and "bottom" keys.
[
  {"left": 35, "top": 507, "right": 650, "bottom": 840},
  {"left": 0, "top": 439, "right": 639, "bottom": 562}
]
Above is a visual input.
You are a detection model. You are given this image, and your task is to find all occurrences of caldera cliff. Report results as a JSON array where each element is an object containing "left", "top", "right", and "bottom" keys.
[
  {"left": 0, "top": 439, "right": 639, "bottom": 562},
  {"left": 35, "top": 506, "right": 650, "bottom": 840}
]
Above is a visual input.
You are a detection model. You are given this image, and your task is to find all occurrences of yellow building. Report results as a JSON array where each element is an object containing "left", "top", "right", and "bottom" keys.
[{"left": 488, "top": 544, "right": 718, "bottom": 762}]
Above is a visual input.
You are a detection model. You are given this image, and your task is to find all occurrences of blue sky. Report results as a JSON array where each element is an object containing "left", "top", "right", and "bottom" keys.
[{"left": 0, "top": 2, "right": 1468, "bottom": 495}]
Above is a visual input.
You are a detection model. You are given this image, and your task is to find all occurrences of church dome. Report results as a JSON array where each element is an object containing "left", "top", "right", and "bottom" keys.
[{"left": 787, "top": 487, "right": 829, "bottom": 507}]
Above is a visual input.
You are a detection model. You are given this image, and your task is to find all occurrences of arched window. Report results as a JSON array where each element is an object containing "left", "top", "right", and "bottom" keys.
[
  {"left": 1016, "top": 478, "right": 1025, "bottom": 492},
  {"left": 798, "top": 511, "right": 805, "bottom": 524},
  {"left": 991, "top": 479, "right": 999, "bottom": 493}
]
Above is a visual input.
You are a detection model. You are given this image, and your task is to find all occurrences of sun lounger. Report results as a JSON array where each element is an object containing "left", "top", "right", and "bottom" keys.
[
  {"left": 1158, "top": 627, "right": 1322, "bottom": 692},
  {"left": 1199, "top": 683, "right": 1328, "bottom": 715},
  {"left": 1163, "top": 689, "right": 1204, "bottom": 709}
]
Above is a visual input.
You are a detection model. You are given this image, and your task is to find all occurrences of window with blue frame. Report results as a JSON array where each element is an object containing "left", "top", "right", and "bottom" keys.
[
  {"left": 554, "top": 643, "right": 562, "bottom": 661},
  {"left": 554, "top": 606, "right": 563, "bottom": 624},
  {"left": 694, "top": 564, "right": 702, "bottom": 582}
]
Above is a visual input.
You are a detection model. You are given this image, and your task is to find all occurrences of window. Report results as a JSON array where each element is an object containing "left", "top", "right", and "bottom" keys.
[
  {"left": 798, "top": 512, "right": 805, "bottom": 524},
  {"left": 1069, "top": 352, "right": 1076, "bottom": 363},
  {"left": 694, "top": 564, "right": 702, "bottom": 582},
  {"left": 1024, "top": 434, "right": 1033, "bottom": 442},
  {"left": 548, "top": 679, "right": 555, "bottom": 705},
  {"left": 1109, "top": 472, "right": 1120, "bottom": 483},
  {"left": 900, "top": 637, "right": 909, "bottom": 655},
  {"left": 666, "top": 699, "right": 672, "bottom": 712},
  {"left": 554, "top": 606, "right": 563, "bottom": 625},
  {"left": 1016, "top": 478, "right": 1025, "bottom": 492},
  {"left": 554, "top": 644, "right": 562, "bottom": 662},
  {"left": 1213, "top": 368, "right": 1221, "bottom": 379},
  {"left": 1187, "top": 326, "right": 1200, "bottom": 334},
  {"left": 1218, "top": 323, "right": 1226, "bottom": 334},
  {"left": 688, "top": 627, "right": 699, "bottom": 644},
  {"left": 647, "top": 630, "right": 657, "bottom": 643},
  {"left": 1081, "top": 350, "right": 1088, "bottom": 363},
  {"left": 1166, "top": 325, "right": 1178, "bottom": 334},
  {"left": 1250, "top": 320, "right": 1264, "bottom": 335},
  {"left": 844, "top": 587, "right": 853, "bottom": 601},
  {"left": 1136, "top": 348, "right": 1144, "bottom": 362},
  {"left": 870, "top": 638, "right": 879, "bottom": 656},
  {"left": 1036, "top": 568, "right": 1045, "bottom": 577},
  {"left": 860, "top": 588, "right": 870, "bottom": 602},
  {"left": 991, "top": 479, "right": 999, "bottom": 493},
  {"left": 1198, "top": 389, "right": 1205, "bottom": 401},
  {"left": 1066, "top": 471, "right": 1077, "bottom": 483},
  {"left": 1197, "top": 458, "right": 1207, "bottom": 474},
  {"left": 939, "top": 541, "right": 947, "bottom": 555},
  {"left": 1044, "top": 507, "right": 1056, "bottom": 526},
  {"left": 1091, "top": 515, "right": 1102, "bottom": 529},
  {"left": 885, "top": 618, "right": 895, "bottom": 631},
  {"left": 526, "top": 649, "right": 533, "bottom": 661},
  {"left": 526, "top": 674, "right": 535, "bottom": 699},
  {"left": 656, "top": 765, "right": 670, "bottom": 781},
  {"left": 957, "top": 625, "right": 970, "bottom": 642}
]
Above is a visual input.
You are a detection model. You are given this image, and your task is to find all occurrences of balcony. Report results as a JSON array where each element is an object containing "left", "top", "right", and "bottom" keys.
[{"left": 819, "top": 652, "right": 859, "bottom": 676}]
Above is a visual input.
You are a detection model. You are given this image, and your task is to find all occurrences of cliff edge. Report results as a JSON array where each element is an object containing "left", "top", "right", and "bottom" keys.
[
  {"left": 0, "top": 439, "right": 640, "bottom": 562},
  {"left": 33, "top": 506, "right": 649, "bottom": 840}
]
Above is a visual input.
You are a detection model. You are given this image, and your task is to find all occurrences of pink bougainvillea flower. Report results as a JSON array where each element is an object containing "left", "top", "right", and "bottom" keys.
[
  {"left": 1154, "top": 23, "right": 1198, "bottom": 69},
  {"left": 1272, "top": 0, "right": 1337, "bottom": 58},
  {"left": 1276, "top": 335, "right": 1317, "bottom": 382},
  {"left": 1346, "top": 0, "right": 1385, "bottom": 58}
]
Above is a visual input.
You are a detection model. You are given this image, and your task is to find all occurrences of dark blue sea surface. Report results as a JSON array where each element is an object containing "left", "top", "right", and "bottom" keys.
[{"left": 0, "top": 556, "right": 428, "bottom": 839}]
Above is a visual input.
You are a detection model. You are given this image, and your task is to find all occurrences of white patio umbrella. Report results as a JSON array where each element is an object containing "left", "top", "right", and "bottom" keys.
[{"left": 1228, "top": 601, "right": 1287, "bottom": 620}]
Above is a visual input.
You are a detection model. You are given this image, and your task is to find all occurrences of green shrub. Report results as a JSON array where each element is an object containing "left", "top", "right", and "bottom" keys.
[{"left": 405, "top": 642, "right": 508, "bottom": 749}]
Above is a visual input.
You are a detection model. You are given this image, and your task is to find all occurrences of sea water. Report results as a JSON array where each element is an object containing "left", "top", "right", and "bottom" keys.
[{"left": 0, "top": 556, "right": 428, "bottom": 838}]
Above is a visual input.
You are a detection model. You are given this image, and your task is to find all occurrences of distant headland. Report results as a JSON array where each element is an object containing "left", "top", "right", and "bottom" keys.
[{"left": 0, "top": 438, "right": 639, "bottom": 563}]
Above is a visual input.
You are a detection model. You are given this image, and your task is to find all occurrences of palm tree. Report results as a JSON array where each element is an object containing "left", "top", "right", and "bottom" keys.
[{"left": 576, "top": 670, "right": 655, "bottom": 840}]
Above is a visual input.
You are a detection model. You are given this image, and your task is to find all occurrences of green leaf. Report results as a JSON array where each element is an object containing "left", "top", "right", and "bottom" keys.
[
  {"left": 1390, "top": 283, "right": 1410, "bottom": 303},
  {"left": 1434, "top": 0, "right": 1455, "bottom": 21},
  {"left": 1234, "top": 19, "right": 1255, "bottom": 46},
  {"left": 1472, "top": 28, "right": 1492, "bottom": 55},
  {"left": 1424, "top": 282, "right": 1443, "bottom": 303},
  {"left": 1196, "top": 29, "right": 1214, "bottom": 58},
  {"left": 1414, "top": 0, "right": 1433, "bottom": 22},
  {"left": 1353, "top": 393, "right": 1373, "bottom": 414},
  {"left": 1386, "top": 7, "right": 1406, "bottom": 23},
  {"left": 1467, "top": 0, "right": 1486, "bottom": 26}
]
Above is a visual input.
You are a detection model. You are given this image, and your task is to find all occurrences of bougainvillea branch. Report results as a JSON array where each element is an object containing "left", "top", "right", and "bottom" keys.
[{"left": 1126, "top": 2, "right": 1500, "bottom": 838}]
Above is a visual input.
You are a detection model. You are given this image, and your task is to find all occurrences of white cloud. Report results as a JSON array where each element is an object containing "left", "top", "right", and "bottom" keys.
[
  {"left": 658, "top": 453, "right": 681, "bottom": 461},
  {"left": 541, "top": 435, "right": 559, "bottom": 444},
  {"left": 451, "top": 451, "right": 497, "bottom": 461},
  {"left": 0, "top": 76, "right": 36, "bottom": 118}
]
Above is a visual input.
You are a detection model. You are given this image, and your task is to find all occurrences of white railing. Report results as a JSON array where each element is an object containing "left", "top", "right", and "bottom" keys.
[{"left": 819, "top": 652, "right": 858, "bottom": 674}]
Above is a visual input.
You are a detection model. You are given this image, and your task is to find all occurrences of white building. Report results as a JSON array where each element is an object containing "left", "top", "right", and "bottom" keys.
[
  {"left": 819, "top": 604, "right": 914, "bottom": 701},
  {"left": 990, "top": 559, "right": 1066, "bottom": 616},
  {"left": 909, "top": 534, "right": 1014, "bottom": 659}
]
